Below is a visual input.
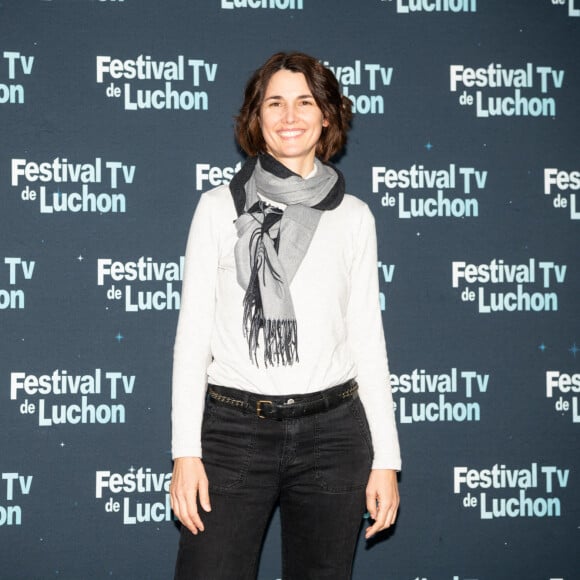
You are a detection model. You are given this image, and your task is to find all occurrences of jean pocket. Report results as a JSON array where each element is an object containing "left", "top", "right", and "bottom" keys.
[
  {"left": 313, "top": 397, "right": 373, "bottom": 492},
  {"left": 201, "top": 401, "right": 258, "bottom": 490}
]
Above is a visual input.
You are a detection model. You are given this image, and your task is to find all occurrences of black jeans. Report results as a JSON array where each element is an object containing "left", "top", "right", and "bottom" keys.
[{"left": 174, "top": 386, "right": 373, "bottom": 580}]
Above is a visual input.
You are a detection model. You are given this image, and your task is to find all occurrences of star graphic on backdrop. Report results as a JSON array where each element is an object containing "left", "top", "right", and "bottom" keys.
[
  {"left": 569, "top": 342, "right": 579, "bottom": 358},
  {"left": 538, "top": 343, "right": 546, "bottom": 352},
  {"left": 424, "top": 141, "right": 433, "bottom": 151},
  {"left": 115, "top": 332, "right": 124, "bottom": 343},
  {"left": 129, "top": 466, "right": 136, "bottom": 474},
  {"left": 77, "top": 255, "right": 84, "bottom": 262},
  {"left": 59, "top": 442, "right": 66, "bottom": 448}
]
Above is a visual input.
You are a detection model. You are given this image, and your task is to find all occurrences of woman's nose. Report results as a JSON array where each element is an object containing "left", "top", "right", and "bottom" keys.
[{"left": 283, "top": 105, "right": 296, "bottom": 123}]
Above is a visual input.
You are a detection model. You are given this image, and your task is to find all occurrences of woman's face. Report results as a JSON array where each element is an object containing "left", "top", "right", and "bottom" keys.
[{"left": 259, "top": 69, "right": 328, "bottom": 177}]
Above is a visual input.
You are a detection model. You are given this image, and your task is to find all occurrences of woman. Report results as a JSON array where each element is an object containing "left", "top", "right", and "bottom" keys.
[{"left": 170, "top": 51, "right": 401, "bottom": 580}]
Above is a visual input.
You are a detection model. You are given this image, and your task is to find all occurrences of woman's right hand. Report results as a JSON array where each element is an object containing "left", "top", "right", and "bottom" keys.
[{"left": 170, "top": 456, "right": 211, "bottom": 535}]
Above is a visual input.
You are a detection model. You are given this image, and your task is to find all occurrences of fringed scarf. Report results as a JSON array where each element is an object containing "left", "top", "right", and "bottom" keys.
[{"left": 230, "top": 153, "right": 345, "bottom": 367}]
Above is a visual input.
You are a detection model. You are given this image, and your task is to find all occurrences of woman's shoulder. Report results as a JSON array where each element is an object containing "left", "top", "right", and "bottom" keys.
[
  {"left": 333, "top": 194, "right": 375, "bottom": 225},
  {"left": 194, "top": 184, "right": 236, "bottom": 217},
  {"left": 319, "top": 195, "right": 376, "bottom": 242},
  {"left": 200, "top": 183, "right": 233, "bottom": 204},
  {"left": 341, "top": 193, "right": 371, "bottom": 212}
]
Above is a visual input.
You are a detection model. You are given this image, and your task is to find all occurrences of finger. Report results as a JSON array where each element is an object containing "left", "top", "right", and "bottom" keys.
[
  {"left": 365, "top": 491, "right": 378, "bottom": 520},
  {"left": 170, "top": 488, "right": 185, "bottom": 526},
  {"left": 376, "top": 500, "right": 389, "bottom": 527},
  {"left": 173, "top": 487, "right": 202, "bottom": 534},
  {"left": 365, "top": 500, "right": 397, "bottom": 538},
  {"left": 365, "top": 503, "right": 385, "bottom": 538},
  {"left": 198, "top": 477, "right": 212, "bottom": 513},
  {"left": 387, "top": 502, "right": 399, "bottom": 526},
  {"left": 365, "top": 518, "right": 382, "bottom": 538},
  {"left": 184, "top": 491, "right": 204, "bottom": 533},
  {"left": 378, "top": 502, "right": 398, "bottom": 529},
  {"left": 175, "top": 497, "right": 196, "bottom": 534}
]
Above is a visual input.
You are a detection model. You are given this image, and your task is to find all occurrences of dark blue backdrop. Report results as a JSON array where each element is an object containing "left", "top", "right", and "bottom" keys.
[{"left": 1, "top": 1, "right": 578, "bottom": 578}]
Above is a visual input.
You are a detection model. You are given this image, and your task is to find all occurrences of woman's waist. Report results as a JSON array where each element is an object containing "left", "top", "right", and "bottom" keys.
[{"left": 207, "top": 356, "right": 356, "bottom": 397}]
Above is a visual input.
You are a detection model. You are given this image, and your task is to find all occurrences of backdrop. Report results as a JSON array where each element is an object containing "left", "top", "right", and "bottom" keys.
[{"left": 1, "top": 1, "right": 578, "bottom": 579}]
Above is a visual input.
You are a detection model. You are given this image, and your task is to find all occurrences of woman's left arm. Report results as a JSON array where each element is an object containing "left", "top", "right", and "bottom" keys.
[{"left": 345, "top": 202, "right": 401, "bottom": 534}]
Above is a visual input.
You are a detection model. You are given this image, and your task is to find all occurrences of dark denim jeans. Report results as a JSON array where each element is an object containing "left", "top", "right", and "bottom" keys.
[{"left": 174, "top": 388, "right": 374, "bottom": 580}]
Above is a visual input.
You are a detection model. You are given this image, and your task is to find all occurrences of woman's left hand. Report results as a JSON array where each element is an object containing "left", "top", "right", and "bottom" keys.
[{"left": 364, "top": 468, "right": 399, "bottom": 539}]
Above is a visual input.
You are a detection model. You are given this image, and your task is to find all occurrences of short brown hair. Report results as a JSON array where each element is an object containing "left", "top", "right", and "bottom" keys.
[{"left": 235, "top": 52, "right": 353, "bottom": 161}]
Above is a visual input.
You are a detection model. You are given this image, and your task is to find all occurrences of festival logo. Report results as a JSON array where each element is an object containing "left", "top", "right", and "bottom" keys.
[
  {"left": 550, "top": 0, "right": 580, "bottom": 17},
  {"left": 377, "top": 259, "right": 395, "bottom": 311},
  {"left": 0, "top": 51, "right": 34, "bottom": 105},
  {"left": 11, "top": 157, "right": 134, "bottom": 214},
  {"left": 220, "top": 0, "right": 303, "bottom": 9},
  {"left": 195, "top": 161, "right": 242, "bottom": 192},
  {"left": 96, "top": 54, "right": 218, "bottom": 111},
  {"left": 9, "top": 368, "right": 136, "bottom": 426},
  {"left": 451, "top": 259, "right": 568, "bottom": 313},
  {"left": 546, "top": 371, "right": 580, "bottom": 424},
  {"left": 543, "top": 168, "right": 580, "bottom": 220},
  {"left": 372, "top": 163, "right": 486, "bottom": 219},
  {"left": 391, "top": 368, "right": 489, "bottom": 424},
  {"left": 97, "top": 256, "right": 183, "bottom": 312},
  {"left": 450, "top": 63, "right": 565, "bottom": 118},
  {"left": 95, "top": 467, "right": 173, "bottom": 525},
  {"left": 0, "top": 472, "right": 33, "bottom": 527},
  {"left": 454, "top": 463, "right": 570, "bottom": 519},
  {"left": 0, "top": 257, "right": 35, "bottom": 310},
  {"left": 323, "top": 59, "right": 393, "bottom": 115},
  {"left": 384, "top": 0, "right": 477, "bottom": 14}
]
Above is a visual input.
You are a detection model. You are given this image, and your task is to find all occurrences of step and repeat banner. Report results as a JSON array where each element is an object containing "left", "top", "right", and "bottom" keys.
[{"left": 1, "top": 1, "right": 578, "bottom": 579}]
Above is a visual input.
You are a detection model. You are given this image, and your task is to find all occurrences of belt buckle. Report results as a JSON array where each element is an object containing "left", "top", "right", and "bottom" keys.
[{"left": 256, "top": 400, "right": 273, "bottom": 419}]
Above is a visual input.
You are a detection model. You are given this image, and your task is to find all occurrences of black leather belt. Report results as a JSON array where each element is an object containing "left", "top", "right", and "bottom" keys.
[{"left": 207, "top": 379, "right": 358, "bottom": 420}]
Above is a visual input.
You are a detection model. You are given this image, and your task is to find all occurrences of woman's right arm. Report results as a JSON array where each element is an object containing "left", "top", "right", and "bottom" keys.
[{"left": 170, "top": 192, "right": 220, "bottom": 534}]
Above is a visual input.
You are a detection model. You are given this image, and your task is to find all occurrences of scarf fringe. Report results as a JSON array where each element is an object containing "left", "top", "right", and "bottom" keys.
[
  {"left": 242, "top": 298, "right": 299, "bottom": 367},
  {"left": 242, "top": 250, "right": 263, "bottom": 366},
  {"left": 263, "top": 318, "right": 298, "bottom": 367},
  {"left": 242, "top": 230, "right": 298, "bottom": 367}
]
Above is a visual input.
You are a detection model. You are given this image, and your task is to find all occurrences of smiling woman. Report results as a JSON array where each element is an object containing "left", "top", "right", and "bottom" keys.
[
  {"left": 170, "top": 52, "right": 401, "bottom": 580},
  {"left": 235, "top": 52, "right": 351, "bottom": 166},
  {"left": 258, "top": 70, "right": 328, "bottom": 176}
]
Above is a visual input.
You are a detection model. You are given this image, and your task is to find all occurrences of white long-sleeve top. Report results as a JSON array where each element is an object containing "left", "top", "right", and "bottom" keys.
[{"left": 171, "top": 184, "right": 401, "bottom": 470}]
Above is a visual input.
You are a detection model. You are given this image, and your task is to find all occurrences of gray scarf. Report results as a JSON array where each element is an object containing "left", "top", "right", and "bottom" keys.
[{"left": 230, "top": 154, "right": 345, "bottom": 367}]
